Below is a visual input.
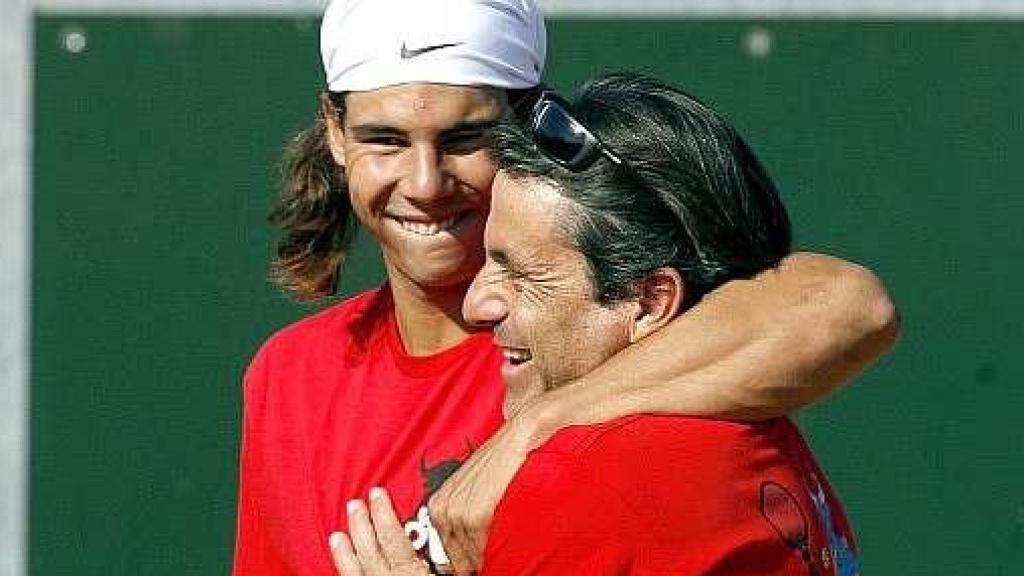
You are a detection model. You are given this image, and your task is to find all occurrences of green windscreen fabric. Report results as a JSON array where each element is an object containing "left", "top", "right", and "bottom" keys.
[{"left": 32, "top": 17, "right": 1023, "bottom": 575}]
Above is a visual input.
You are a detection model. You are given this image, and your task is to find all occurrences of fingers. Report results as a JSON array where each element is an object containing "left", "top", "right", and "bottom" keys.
[
  {"left": 428, "top": 486, "right": 473, "bottom": 575},
  {"left": 347, "top": 499, "right": 387, "bottom": 573},
  {"left": 463, "top": 520, "right": 486, "bottom": 575},
  {"left": 452, "top": 500, "right": 486, "bottom": 575},
  {"left": 329, "top": 531, "right": 364, "bottom": 576},
  {"left": 437, "top": 480, "right": 488, "bottom": 574},
  {"left": 332, "top": 490, "right": 431, "bottom": 576},
  {"left": 367, "top": 487, "right": 419, "bottom": 566}
]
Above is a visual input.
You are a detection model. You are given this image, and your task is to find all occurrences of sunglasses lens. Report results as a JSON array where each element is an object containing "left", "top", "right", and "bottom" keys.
[{"left": 532, "top": 102, "right": 589, "bottom": 167}]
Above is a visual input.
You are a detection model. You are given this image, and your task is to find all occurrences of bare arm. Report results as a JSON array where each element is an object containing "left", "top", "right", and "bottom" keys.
[
  {"left": 527, "top": 251, "right": 900, "bottom": 429},
  {"left": 430, "top": 252, "right": 899, "bottom": 574}
]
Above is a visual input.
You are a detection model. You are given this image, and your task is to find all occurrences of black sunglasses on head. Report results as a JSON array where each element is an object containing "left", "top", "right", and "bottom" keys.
[{"left": 512, "top": 87, "right": 623, "bottom": 172}]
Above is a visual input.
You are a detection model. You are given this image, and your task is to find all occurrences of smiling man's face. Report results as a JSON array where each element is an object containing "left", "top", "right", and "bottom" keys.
[
  {"left": 463, "top": 172, "right": 635, "bottom": 414},
  {"left": 327, "top": 83, "right": 503, "bottom": 293}
]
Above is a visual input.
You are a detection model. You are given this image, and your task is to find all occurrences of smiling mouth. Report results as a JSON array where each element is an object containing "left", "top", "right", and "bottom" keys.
[
  {"left": 390, "top": 214, "right": 463, "bottom": 236},
  {"left": 502, "top": 347, "right": 533, "bottom": 366}
]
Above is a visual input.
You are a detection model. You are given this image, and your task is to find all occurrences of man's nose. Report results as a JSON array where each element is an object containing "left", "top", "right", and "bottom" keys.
[
  {"left": 463, "top": 265, "right": 508, "bottom": 328},
  {"left": 406, "top": 145, "right": 452, "bottom": 201}
]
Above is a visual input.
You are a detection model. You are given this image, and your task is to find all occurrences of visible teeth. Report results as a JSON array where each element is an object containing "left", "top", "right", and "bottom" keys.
[
  {"left": 503, "top": 349, "right": 532, "bottom": 364},
  {"left": 397, "top": 215, "right": 459, "bottom": 236}
]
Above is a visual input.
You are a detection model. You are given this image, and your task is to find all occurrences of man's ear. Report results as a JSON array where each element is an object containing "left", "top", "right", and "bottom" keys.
[
  {"left": 629, "top": 267, "right": 684, "bottom": 344},
  {"left": 320, "top": 92, "right": 347, "bottom": 168}
]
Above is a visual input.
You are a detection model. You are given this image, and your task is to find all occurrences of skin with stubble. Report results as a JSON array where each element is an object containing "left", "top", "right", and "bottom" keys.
[{"left": 465, "top": 173, "right": 638, "bottom": 415}]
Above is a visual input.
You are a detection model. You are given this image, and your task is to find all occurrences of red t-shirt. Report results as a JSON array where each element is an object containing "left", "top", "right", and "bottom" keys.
[
  {"left": 482, "top": 415, "right": 859, "bottom": 576},
  {"left": 232, "top": 287, "right": 505, "bottom": 576}
]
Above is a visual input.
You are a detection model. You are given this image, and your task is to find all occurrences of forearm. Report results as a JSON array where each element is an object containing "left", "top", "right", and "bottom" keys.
[{"left": 521, "top": 252, "right": 900, "bottom": 437}]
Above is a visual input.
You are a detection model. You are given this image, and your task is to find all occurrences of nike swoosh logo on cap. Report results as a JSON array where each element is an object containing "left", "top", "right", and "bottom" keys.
[{"left": 400, "top": 42, "right": 463, "bottom": 59}]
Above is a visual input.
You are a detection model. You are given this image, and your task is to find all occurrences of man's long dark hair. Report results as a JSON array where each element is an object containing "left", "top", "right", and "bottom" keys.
[{"left": 269, "top": 92, "right": 353, "bottom": 300}]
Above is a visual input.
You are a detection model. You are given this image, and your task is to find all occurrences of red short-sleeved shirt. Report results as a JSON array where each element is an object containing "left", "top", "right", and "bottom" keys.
[
  {"left": 482, "top": 415, "right": 859, "bottom": 576},
  {"left": 232, "top": 287, "right": 505, "bottom": 576}
]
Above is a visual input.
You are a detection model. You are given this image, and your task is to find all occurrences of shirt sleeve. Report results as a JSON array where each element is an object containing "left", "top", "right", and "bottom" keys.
[{"left": 232, "top": 351, "right": 289, "bottom": 576}]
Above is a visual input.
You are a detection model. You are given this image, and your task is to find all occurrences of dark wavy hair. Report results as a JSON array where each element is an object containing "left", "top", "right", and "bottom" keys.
[
  {"left": 269, "top": 92, "right": 353, "bottom": 300},
  {"left": 493, "top": 73, "right": 792, "bottom": 309}
]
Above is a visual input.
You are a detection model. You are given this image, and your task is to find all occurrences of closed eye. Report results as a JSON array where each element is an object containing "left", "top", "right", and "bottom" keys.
[
  {"left": 442, "top": 119, "right": 497, "bottom": 155},
  {"left": 349, "top": 124, "right": 409, "bottom": 149},
  {"left": 487, "top": 250, "right": 529, "bottom": 292},
  {"left": 442, "top": 130, "right": 489, "bottom": 155},
  {"left": 361, "top": 135, "right": 407, "bottom": 148}
]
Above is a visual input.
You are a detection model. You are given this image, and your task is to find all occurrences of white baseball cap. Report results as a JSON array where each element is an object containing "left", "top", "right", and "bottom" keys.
[{"left": 320, "top": 0, "right": 547, "bottom": 92}]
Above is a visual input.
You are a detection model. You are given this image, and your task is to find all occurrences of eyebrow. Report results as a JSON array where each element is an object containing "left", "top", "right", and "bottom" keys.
[
  {"left": 347, "top": 118, "right": 500, "bottom": 139},
  {"left": 444, "top": 118, "right": 500, "bottom": 134},
  {"left": 348, "top": 124, "right": 406, "bottom": 139}
]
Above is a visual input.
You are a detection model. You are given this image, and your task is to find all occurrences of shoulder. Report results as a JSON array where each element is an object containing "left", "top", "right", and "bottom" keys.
[
  {"left": 485, "top": 418, "right": 788, "bottom": 571},
  {"left": 241, "top": 287, "right": 390, "bottom": 410},
  {"left": 526, "top": 416, "right": 806, "bottom": 526},
  {"left": 247, "top": 288, "right": 385, "bottom": 373},
  {"left": 507, "top": 415, "right": 785, "bottom": 507},
  {"left": 540, "top": 414, "right": 784, "bottom": 464},
  {"left": 490, "top": 417, "right": 841, "bottom": 574},
  {"left": 257, "top": 288, "right": 383, "bottom": 354},
  {"left": 490, "top": 417, "right": 808, "bottom": 568}
]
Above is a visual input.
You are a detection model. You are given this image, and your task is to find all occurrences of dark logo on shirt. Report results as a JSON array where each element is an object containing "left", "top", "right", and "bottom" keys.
[
  {"left": 419, "top": 456, "right": 463, "bottom": 497},
  {"left": 400, "top": 42, "right": 463, "bottom": 59},
  {"left": 404, "top": 451, "right": 471, "bottom": 570}
]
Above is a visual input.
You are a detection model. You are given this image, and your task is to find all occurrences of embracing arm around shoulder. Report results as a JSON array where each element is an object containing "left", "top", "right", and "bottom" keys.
[
  {"left": 427, "top": 252, "right": 898, "bottom": 574},
  {"left": 528, "top": 251, "right": 900, "bottom": 431}
]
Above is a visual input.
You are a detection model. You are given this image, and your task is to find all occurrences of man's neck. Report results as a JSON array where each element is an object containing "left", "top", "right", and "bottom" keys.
[{"left": 387, "top": 273, "right": 474, "bottom": 357}]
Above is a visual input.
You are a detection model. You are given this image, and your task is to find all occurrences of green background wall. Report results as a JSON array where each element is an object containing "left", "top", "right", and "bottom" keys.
[{"left": 32, "top": 16, "right": 1023, "bottom": 575}]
